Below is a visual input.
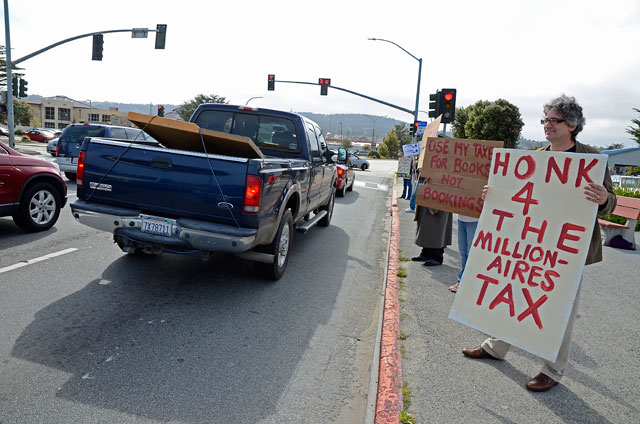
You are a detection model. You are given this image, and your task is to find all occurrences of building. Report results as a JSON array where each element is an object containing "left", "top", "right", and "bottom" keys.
[
  {"left": 25, "top": 96, "right": 133, "bottom": 130},
  {"left": 603, "top": 147, "right": 640, "bottom": 175}
]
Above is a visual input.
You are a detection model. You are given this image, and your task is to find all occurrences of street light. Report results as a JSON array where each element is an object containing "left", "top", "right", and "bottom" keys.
[
  {"left": 245, "top": 96, "right": 263, "bottom": 105},
  {"left": 368, "top": 37, "right": 422, "bottom": 142}
]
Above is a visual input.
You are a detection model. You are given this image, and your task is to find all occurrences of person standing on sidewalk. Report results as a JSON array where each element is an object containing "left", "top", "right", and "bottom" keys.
[
  {"left": 449, "top": 214, "right": 479, "bottom": 293},
  {"left": 461, "top": 94, "right": 617, "bottom": 392},
  {"left": 400, "top": 156, "right": 414, "bottom": 199},
  {"left": 411, "top": 206, "right": 452, "bottom": 266}
]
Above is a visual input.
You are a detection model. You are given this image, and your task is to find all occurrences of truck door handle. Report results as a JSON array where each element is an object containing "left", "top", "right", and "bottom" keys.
[{"left": 151, "top": 157, "right": 173, "bottom": 169}]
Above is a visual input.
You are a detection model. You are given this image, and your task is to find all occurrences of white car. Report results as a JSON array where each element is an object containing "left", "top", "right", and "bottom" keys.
[{"left": 349, "top": 153, "right": 370, "bottom": 170}]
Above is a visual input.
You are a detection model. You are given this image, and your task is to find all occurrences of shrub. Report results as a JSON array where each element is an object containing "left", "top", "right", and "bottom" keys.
[{"left": 368, "top": 150, "right": 381, "bottom": 158}]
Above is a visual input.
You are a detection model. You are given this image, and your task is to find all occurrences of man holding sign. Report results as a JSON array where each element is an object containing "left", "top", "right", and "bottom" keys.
[{"left": 453, "top": 95, "right": 616, "bottom": 392}]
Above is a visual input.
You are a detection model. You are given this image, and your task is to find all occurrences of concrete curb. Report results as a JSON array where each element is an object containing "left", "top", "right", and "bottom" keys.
[{"left": 374, "top": 189, "right": 403, "bottom": 423}]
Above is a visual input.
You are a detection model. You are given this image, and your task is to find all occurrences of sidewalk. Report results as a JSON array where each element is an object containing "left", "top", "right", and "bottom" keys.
[{"left": 392, "top": 180, "right": 640, "bottom": 423}]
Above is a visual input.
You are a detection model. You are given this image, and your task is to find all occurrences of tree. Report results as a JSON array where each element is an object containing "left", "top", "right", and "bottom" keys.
[
  {"left": 340, "top": 138, "right": 353, "bottom": 149},
  {"left": 12, "top": 98, "right": 35, "bottom": 125},
  {"left": 604, "top": 143, "right": 626, "bottom": 150},
  {"left": 452, "top": 99, "right": 524, "bottom": 149},
  {"left": 392, "top": 124, "right": 412, "bottom": 146},
  {"left": 381, "top": 130, "right": 401, "bottom": 158},
  {"left": 0, "top": 45, "right": 25, "bottom": 90},
  {"left": 378, "top": 143, "right": 389, "bottom": 157},
  {"left": 175, "top": 94, "right": 228, "bottom": 121},
  {"left": 626, "top": 108, "right": 640, "bottom": 146}
]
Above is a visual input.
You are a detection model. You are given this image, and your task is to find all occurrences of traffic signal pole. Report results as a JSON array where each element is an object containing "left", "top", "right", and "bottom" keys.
[
  {"left": 274, "top": 79, "right": 414, "bottom": 116},
  {"left": 2, "top": 0, "right": 164, "bottom": 147}
]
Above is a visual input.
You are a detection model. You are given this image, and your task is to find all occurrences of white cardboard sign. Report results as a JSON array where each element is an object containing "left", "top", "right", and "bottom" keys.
[
  {"left": 449, "top": 149, "right": 607, "bottom": 362},
  {"left": 402, "top": 142, "right": 421, "bottom": 156}
]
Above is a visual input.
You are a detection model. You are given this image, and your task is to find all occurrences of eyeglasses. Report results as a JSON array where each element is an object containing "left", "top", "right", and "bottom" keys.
[{"left": 540, "top": 118, "right": 566, "bottom": 125}]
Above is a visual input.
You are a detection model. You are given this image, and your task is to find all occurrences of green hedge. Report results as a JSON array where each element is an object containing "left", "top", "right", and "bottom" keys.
[{"left": 601, "top": 188, "right": 640, "bottom": 231}]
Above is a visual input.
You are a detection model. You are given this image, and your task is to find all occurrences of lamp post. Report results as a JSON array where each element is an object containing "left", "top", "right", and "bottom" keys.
[
  {"left": 368, "top": 37, "right": 422, "bottom": 142},
  {"left": 368, "top": 115, "right": 379, "bottom": 146},
  {"left": 245, "top": 96, "right": 263, "bottom": 105}
]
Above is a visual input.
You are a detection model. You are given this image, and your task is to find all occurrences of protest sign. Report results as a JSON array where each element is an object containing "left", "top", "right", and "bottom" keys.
[
  {"left": 417, "top": 115, "right": 442, "bottom": 169},
  {"left": 397, "top": 156, "right": 412, "bottom": 178},
  {"left": 449, "top": 149, "right": 607, "bottom": 362},
  {"left": 416, "top": 137, "right": 503, "bottom": 217},
  {"left": 402, "top": 142, "right": 420, "bottom": 157}
]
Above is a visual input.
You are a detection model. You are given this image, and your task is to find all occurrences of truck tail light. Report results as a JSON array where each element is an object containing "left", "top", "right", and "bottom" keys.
[
  {"left": 77, "top": 151, "right": 86, "bottom": 187},
  {"left": 243, "top": 175, "right": 261, "bottom": 213}
]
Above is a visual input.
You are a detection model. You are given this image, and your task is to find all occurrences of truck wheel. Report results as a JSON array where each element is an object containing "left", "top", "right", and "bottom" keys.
[
  {"left": 65, "top": 172, "right": 77, "bottom": 181},
  {"left": 256, "top": 209, "right": 293, "bottom": 280},
  {"left": 318, "top": 187, "right": 335, "bottom": 227},
  {"left": 12, "top": 182, "right": 61, "bottom": 232}
]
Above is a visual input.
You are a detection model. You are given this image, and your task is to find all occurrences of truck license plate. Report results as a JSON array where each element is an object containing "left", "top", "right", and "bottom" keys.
[{"left": 140, "top": 215, "right": 173, "bottom": 237}]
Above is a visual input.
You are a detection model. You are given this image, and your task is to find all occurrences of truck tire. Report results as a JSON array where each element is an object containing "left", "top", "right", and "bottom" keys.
[
  {"left": 65, "top": 172, "right": 77, "bottom": 181},
  {"left": 256, "top": 209, "right": 293, "bottom": 280},
  {"left": 318, "top": 186, "right": 335, "bottom": 227},
  {"left": 12, "top": 182, "right": 61, "bottom": 232}
]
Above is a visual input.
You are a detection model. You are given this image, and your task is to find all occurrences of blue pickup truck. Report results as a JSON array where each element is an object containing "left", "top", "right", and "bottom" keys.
[{"left": 70, "top": 105, "right": 338, "bottom": 279}]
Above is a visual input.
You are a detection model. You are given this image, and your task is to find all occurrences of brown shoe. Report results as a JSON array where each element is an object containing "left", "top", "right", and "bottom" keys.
[
  {"left": 461, "top": 346, "right": 497, "bottom": 359},
  {"left": 526, "top": 373, "right": 559, "bottom": 392}
]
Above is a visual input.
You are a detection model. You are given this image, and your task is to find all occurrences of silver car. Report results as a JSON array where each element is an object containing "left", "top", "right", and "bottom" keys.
[
  {"left": 349, "top": 153, "right": 370, "bottom": 170},
  {"left": 47, "top": 138, "right": 58, "bottom": 156}
]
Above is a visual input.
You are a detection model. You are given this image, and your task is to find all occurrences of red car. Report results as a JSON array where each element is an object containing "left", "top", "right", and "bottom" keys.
[
  {"left": 23, "top": 129, "right": 55, "bottom": 143},
  {"left": 0, "top": 141, "right": 67, "bottom": 231},
  {"left": 334, "top": 147, "right": 355, "bottom": 197}
]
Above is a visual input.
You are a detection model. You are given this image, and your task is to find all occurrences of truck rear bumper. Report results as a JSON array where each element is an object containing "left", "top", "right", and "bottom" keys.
[{"left": 70, "top": 200, "right": 257, "bottom": 253}]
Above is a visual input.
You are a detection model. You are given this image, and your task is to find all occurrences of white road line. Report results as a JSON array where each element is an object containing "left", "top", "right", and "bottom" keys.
[
  {"left": 0, "top": 248, "right": 78, "bottom": 275},
  {"left": 352, "top": 181, "right": 389, "bottom": 191}
]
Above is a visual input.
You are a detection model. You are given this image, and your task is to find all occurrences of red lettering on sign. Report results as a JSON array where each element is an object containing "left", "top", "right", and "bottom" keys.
[
  {"left": 492, "top": 209, "right": 514, "bottom": 231},
  {"left": 545, "top": 156, "right": 571, "bottom": 184},
  {"left": 511, "top": 260, "right": 530, "bottom": 284},
  {"left": 511, "top": 182, "right": 539, "bottom": 215},
  {"left": 489, "top": 283, "right": 515, "bottom": 317},
  {"left": 526, "top": 266, "right": 543, "bottom": 287},
  {"left": 557, "top": 223, "right": 586, "bottom": 254},
  {"left": 476, "top": 274, "right": 499, "bottom": 306},
  {"left": 521, "top": 216, "right": 548, "bottom": 243},
  {"left": 542, "top": 270, "right": 559, "bottom": 292},
  {"left": 493, "top": 152, "right": 510, "bottom": 176},
  {"left": 517, "top": 288, "right": 548, "bottom": 329},
  {"left": 575, "top": 158, "right": 599, "bottom": 187},
  {"left": 515, "top": 155, "right": 536, "bottom": 180},
  {"left": 454, "top": 142, "right": 469, "bottom": 156}
]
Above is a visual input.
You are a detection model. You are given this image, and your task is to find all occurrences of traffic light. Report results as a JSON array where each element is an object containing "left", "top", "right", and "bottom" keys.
[
  {"left": 428, "top": 92, "right": 439, "bottom": 118},
  {"left": 12, "top": 77, "right": 18, "bottom": 97},
  {"left": 319, "top": 78, "right": 331, "bottom": 96},
  {"left": 92, "top": 34, "right": 104, "bottom": 61},
  {"left": 157, "top": 105, "right": 165, "bottom": 117},
  {"left": 438, "top": 88, "right": 457, "bottom": 124},
  {"left": 18, "top": 79, "right": 28, "bottom": 97},
  {"left": 268, "top": 74, "right": 275, "bottom": 91},
  {"left": 155, "top": 24, "right": 167, "bottom": 49},
  {"left": 409, "top": 122, "right": 416, "bottom": 136}
]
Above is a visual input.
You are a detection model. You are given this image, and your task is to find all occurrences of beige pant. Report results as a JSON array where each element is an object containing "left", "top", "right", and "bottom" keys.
[{"left": 481, "top": 283, "right": 582, "bottom": 382}]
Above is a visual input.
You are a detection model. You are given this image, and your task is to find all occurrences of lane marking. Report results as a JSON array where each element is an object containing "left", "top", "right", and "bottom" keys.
[
  {"left": 353, "top": 181, "right": 389, "bottom": 191},
  {"left": 0, "top": 248, "right": 78, "bottom": 274}
]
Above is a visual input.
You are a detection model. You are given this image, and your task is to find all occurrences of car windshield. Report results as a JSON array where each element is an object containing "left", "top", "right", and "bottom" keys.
[
  {"left": 62, "top": 126, "right": 106, "bottom": 143},
  {"left": 194, "top": 111, "right": 299, "bottom": 151}
]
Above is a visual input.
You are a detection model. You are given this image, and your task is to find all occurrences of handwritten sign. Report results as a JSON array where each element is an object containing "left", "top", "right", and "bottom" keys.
[
  {"left": 449, "top": 149, "right": 607, "bottom": 362},
  {"left": 415, "top": 137, "right": 503, "bottom": 217},
  {"left": 397, "top": 156, "right": 412, "bottom": 178},
  {"left": 402, "top": 142, "right": 420, "bottom": 156},
  {"left": 417, "top": 115, "right": 442, "bottom": 169}
]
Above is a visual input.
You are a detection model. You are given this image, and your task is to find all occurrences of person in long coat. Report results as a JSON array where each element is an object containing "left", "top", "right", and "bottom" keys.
[{"left": 412, "top": 206, "right": 452, "bottom": 266}]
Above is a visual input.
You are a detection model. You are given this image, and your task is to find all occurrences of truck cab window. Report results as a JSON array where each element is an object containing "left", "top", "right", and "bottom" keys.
[{"left": 306, "top": 124, "right": 321, "bottom": 158}]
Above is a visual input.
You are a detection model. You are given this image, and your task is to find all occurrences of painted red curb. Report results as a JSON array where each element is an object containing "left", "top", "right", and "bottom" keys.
[{"left": 375, "top": 189, "right": 403, "bottom": 423}]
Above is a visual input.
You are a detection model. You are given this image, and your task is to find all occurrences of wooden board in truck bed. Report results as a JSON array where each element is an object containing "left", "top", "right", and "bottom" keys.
[{"left": 127, "top": 112, "right": 264, "bottom": 159}]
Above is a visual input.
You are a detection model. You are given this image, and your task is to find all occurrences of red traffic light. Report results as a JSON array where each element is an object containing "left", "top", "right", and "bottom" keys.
[{"left": 444, "top": 92, "right": 453, "bottom": 101}]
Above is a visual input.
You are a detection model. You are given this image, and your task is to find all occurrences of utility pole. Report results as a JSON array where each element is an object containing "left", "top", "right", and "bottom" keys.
[{"left": 4, "top": 0, "right": 16, "bottom": 147}]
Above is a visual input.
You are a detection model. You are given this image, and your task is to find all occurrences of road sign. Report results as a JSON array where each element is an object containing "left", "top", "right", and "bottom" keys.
[{"left": 416, "top": 121, "right": 428, "bottom": 137}]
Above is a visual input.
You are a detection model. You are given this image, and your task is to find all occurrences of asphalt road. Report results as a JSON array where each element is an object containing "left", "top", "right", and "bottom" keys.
[
  {"left": 396, "top": 181, "right": 640, "bottom": 423},
  {"left": 0, "top": 153, "right": 398, "bottom": 424}
]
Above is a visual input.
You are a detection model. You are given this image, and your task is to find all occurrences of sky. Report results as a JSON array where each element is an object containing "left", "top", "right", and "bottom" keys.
[{"left": 3, "top": 0, "right": 640, "bottom": 147}]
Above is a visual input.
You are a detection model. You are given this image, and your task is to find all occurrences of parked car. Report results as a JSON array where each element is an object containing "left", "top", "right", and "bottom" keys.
[
  {"left": 0, "top": 140, "right": 68, "bottom": 231},
  {"left": 334, "top": 147, "right": 355, "bottom": 197},
  {"left": 47, "top": 138, "right": 59, "bottom": 156},
  {"left": 55, "top": 123, "right": 157, "bottom": 180},
  {"left": 22, "top": 129, "right": 55, "bottom": 143},
  {"left": 349, "top": 152, "right": 370, "bottom": 170},
  {"left": 0, "top": 126, "right": 9, "bottom": 136}
]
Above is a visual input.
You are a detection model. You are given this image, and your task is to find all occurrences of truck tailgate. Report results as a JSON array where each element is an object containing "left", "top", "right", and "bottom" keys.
[{"left": 80, "top": 139, "right": 249, "bottom": 225}]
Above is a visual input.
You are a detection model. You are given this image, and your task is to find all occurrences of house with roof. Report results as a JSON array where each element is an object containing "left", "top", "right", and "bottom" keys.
[
  {"left": 603, "top": 146, "right": 640, "bottom": 175},
  {"left": 25, "top": 96, "right": 133, "bottom": 130}
]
